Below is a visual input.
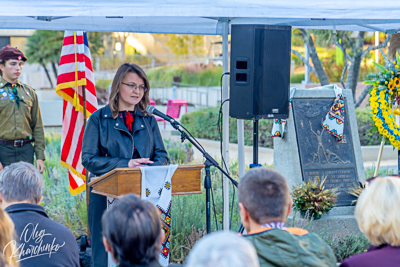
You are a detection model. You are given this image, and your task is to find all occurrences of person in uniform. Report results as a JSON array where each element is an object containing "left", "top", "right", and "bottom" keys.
[{"left": 0, "top": 46, "right": 45, "bottom": 173}]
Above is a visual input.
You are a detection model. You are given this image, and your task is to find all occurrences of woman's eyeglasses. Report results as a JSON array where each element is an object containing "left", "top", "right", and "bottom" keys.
[
  {"left": 365, "top": 174, "right": 400, "bottom": 188},
  {"left": 122, "top": 82, "right": 147, "bottom": 92}
]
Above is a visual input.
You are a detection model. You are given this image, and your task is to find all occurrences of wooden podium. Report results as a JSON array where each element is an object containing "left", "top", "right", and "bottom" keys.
[{"left": 88, "top": 164, "right": 204, "bottom": 198}]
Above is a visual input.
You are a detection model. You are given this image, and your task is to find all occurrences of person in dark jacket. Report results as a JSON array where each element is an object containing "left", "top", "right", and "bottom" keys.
[
  {"left": 340, "top": 175, "right": 400, "bottom": 267},
  {"left": 102, "top": 194, "right": 180, "bottom": 267},
  {"left": 82, "top": 63, "right": 169, "bottom": 267},
  {"left": 0, "top": 162, "right": 80, "bottom": 267},
  {"left": 238, "top": 168, "right": 336, "bottom": 267}
]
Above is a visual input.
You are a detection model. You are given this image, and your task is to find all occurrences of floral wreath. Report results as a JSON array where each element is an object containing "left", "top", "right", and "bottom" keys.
[{"left": 366, "top": 52, "right": 400, "bottom": 148}]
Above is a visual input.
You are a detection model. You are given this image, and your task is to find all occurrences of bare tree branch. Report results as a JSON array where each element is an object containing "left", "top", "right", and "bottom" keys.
[
  {"left": 291, "top": 49, "right": 316, "bottom": 73},
  {"left": 361, "top": 33, "right": 392, "bottom": 59},
  {"left": 340, "top": 64, "right": 348, "bottom": 89},
  {"left": 332, "top": 39, "right": 352, "bottom": 63},
  {"left": 355, "top": 85, "right": 372, "bottom": 108},
  {"left": 332, "top": 38, "right": 350, "bottom": 88},
  {"left": 300, "top": 29, "right": 330, "bottom": 85}
]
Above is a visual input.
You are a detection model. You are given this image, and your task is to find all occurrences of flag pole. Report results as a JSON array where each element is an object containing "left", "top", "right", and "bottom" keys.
[{"left": 82, "top": 84, "right": 90, "bottom": 237}]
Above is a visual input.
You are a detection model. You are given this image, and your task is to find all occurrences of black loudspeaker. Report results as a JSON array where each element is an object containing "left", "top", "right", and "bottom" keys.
[{"left": 229, "top": 24, "right": 292, "bottom": 120}]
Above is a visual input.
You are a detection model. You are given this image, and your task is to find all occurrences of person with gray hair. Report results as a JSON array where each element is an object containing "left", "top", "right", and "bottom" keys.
[
  {"left": 186, "top": 231, "right": 260, "bottom": 267},
  {"left": 0, "top": 162, "right": 80, "bottom": 267}
]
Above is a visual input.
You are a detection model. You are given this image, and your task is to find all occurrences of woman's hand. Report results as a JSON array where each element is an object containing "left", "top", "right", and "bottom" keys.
[{"left": 128, "top": 158, "right": 154, "bottom": 168}]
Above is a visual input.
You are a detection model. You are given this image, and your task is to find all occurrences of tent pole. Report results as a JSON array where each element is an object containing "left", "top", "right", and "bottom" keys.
[
  {"left": 237, "top": 119, "right": 245, "bottom": 179},
  {"left": 222, "top": 19, "right": 230, "bottom": 231}
]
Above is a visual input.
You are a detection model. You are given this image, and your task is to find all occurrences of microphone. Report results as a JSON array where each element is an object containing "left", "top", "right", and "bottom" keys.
[{"left": 146, "top": 105, "right": 175, "bottom": 123}]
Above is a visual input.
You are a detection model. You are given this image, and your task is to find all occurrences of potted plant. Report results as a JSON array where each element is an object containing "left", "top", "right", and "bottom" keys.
[{"left": 291, "top": 176, "right": 338, "bottom": 220}]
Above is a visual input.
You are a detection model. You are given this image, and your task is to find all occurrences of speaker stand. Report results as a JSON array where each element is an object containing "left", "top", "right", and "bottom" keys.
[
  {"left": 250, "top": 119, "right": 262, "bottom": 169},
  {"left": 238, "top": 119, "right": 262, "bottom": 234}
]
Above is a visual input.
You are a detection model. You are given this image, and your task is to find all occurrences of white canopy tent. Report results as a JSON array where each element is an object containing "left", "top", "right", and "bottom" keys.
[
  {"left": 3, "top": 0, "right": 400, "bottom": 33},
  {"left": 4, "top": 0, "right": 400, "bottom": 231}
]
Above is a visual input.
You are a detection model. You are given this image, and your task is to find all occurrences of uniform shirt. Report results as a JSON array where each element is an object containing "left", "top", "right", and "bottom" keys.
[{"left": 0, "top": 77, "right": 45, "bottom": 160}]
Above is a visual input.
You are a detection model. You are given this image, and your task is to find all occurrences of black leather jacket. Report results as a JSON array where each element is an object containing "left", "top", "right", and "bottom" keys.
[{"left": 82, "top": 105, "right": 169, "bottom": 176}]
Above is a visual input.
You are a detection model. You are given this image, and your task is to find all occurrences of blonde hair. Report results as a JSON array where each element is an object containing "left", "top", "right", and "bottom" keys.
[
  {"left": 109, "top": 63, "right": 150, "bottom": 119},
  {"left": 355, "top": 176, "right": 400, "bottom": 246},
  {"left": 0, "top": 208, "right": 18, "bottom": 267}
]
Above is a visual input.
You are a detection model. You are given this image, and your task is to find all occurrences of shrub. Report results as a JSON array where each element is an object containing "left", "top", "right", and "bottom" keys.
[
  {"left": 146, "top": 65, "right": 223, "bottom": 87},
  {"left": 327, "top": 234, "right": 371, "bottom": 262},
  {"left": 95, "top": 78, "right": 112, "bottom": 90},
  {"left": 164, "top": 139, "right": 194, "bottom": 164},
  {"left": 180, "top": 106, "right": 388, "bottom": 147},
  {"left": 356, "top": 108, "right": 390, "bottom": 146},
  {"left": 290, "top": 73, "right": 305, "bottom": 83},
  {"left": 180, "top": 106, "right": 274, "bottom": 148}
]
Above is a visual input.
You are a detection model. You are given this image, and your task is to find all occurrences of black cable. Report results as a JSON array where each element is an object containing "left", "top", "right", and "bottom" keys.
[
  {"left": 229, "top": 183, "right": 235, "bottom": 229},
  {"left": 211, "top": 182, "right": 219, "bottom": 231},
  {"left": 179, "top": 123, "right": 205, "bottom": 152}
]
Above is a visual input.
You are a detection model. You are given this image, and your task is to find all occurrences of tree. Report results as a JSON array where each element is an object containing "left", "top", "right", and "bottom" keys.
[
  {"left": 26, "top": 30, "right": 105, "bottom": 88},
  {"left": 293, "top": 29, "right": 391, "bottom": 105},
  {"left": 165, "top": 34, "right": 205, "bottom": 55},
  {"left": 116, "top": 32, "right": 130, "bottom": 61},
  {"left": 25, "top": 30, "right": 64, "bottom": 88},
  {"left": 389, "top": 33, "right": 400, "bottom": 60}
]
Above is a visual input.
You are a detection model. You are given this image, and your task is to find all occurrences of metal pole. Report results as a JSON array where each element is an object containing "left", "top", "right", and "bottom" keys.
[
  {"left": 237, "top": 119, "right": 245, "bottom": 179},
  {"left": 375, "top": 32, "right": 379, "bottom": 63},
  {"left": 374, "top": 137, "right": 385, "bottom": 176},
  {"left": 303, "top": 43, "right": 310, "bottom": 84},
  {"left": 253, "top": 120, "right": 259, "bottom": 165},
  {"left": 222, "top": 19, "right": 230, "bottom": 231}
]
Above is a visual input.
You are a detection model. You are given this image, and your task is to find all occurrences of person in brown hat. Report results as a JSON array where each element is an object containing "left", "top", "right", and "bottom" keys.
[{"left": 0, "top": 46, "right": 45, "bottom": 173}]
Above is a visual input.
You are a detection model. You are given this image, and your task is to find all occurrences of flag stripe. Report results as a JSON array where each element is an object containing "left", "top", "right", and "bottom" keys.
[{"left": 57, "top": 31, "right": 98, "bottom": 196}]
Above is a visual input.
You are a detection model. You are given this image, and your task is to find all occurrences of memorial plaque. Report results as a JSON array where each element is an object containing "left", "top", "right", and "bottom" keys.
[{"left": 292, "top": 98, "right": 358, "bottom": 206}]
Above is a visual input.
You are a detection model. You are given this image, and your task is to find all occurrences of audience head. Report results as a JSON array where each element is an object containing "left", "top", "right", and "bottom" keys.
[
  {"left": 0, "top": 162, "right": 43, "bottom": 209},
  {"left": 102, "top": 194, "right": 162, "bottom": 266},
  {"left": 0, "top": 208, "right": 18, "bottom": 267},
  {"left": 109, "top": 63, "right": 151, "bottom": 118},
  {"left": 355, "top": 176, "right": 400, "bottom": 246},
  {"left": 238, "top": 168, "right": 291, "bottom": 231},
  {"left": 186, "top": 231, "right": 259, "bottom": 267}
]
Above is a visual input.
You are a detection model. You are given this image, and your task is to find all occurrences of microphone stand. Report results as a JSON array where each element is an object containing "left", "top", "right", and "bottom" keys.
[{"left": 166, "top": 118, "right": 238, "bottom": 234}]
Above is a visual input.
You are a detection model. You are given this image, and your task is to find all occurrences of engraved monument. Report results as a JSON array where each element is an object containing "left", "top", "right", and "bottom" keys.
[{"left": 274, "top": 87, "right": 366, "bottom": 207}]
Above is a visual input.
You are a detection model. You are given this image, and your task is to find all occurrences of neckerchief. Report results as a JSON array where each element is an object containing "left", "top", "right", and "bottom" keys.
[
  {"left": 261, "top": 222, "right": 287, "bottom": 230},
  {"left": 7, "top": 83, "right": 20, "bottom": 108},
  {"left": 119, "top": 110, "right": 135, "bottom": 133}
]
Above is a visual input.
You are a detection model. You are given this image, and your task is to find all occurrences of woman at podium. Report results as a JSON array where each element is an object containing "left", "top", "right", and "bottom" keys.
[{"left": 82, "top": 63, "right": 169, "bottom": 267}]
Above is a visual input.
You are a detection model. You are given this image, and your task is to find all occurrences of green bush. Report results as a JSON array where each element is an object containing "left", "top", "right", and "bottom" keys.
[
  {"left": 181, "top": 106, "right": 274, "bottom": 148},
  {"left": 180, "top": 106, "right": 388, "bottom": 148},
  {"left": 164, "top": 139, "right": 194, "bottom": 164},
  {"left": 290, "top": 73, "right": 305, "bottom": 83},
  {"left": 327, "top": 234, "right": 371, "bottom": 262},
  {"left": 356, "top": 108, "right": 390, "bottom": 146},
  {"left": 146, "top": 66, "right": 223, "bottom": 87},
  {"left": 95, "top": 78, "right": 112, "bottom": 90}
]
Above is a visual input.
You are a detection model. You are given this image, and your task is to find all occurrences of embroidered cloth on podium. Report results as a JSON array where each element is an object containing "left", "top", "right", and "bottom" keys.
[{"left": 140, "top": 165, "right": 178, "bottom": 267}]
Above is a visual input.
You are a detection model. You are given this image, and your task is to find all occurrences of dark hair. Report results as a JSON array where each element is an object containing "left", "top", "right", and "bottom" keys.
[
  {"left": 0, "top": 59, "right": 8, "bottom": 76},
  {"left": 109, "top": 63, "right": 151, "bottom": 118},
  {"left": 101, "top": 194, "right": 161, "bottom": 266},
  {"left": 238, "top": 167, "right": 291, "bottom": 224}
]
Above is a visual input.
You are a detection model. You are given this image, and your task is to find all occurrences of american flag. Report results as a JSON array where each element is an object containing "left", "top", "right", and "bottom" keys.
[{"left": 56, "top": 31, "right": 98, "bottom": 195}]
